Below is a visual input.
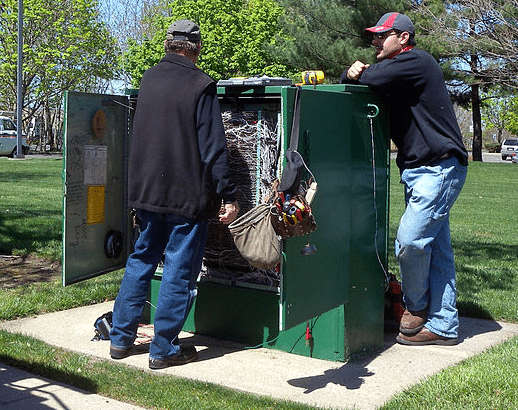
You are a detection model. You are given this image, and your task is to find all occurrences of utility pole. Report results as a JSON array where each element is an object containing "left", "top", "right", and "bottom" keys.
[{"left": 15, "top": 0, "right": 24, "bottom": 159}]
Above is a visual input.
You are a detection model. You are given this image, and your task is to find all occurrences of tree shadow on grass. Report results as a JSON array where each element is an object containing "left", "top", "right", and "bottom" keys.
[
  {"left": 0, "top": 209, "right": 61, "bottom": 256},
  {"left": 454, "top": 239, "right": 518, "bottom": 267},
  {"left": 454, "top": 239, "right": 518, "bottom": 320},
  {"left": 0, "top": 354, "right": 98, "bottom": 394}
]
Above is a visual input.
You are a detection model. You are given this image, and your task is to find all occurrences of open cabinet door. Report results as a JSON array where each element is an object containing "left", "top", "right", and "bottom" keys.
[
  {"left": 279, "top": 86, "right": 389, "bottom": 332},
  {"left": 62, "top": 91, "right": 131, "bottom": 285}
]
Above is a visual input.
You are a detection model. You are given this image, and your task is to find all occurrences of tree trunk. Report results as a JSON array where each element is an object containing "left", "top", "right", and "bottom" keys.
[
  {"left": 43, "top": 104, "right": 55, "bottom": 151},
  {"left": 471, "top": 83, "right": 483, "bottom": 161},
  {"left": 470, "top": 50, "right": 483, "bottom": 162}
]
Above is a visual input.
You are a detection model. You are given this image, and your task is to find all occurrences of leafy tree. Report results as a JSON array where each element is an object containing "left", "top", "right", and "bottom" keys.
[
  {"left": 0, "top": 0, "right": 119, "bottom": 149},
  {"left": 480, "top": 88, "right": 516, "bottom": 143},
  {"left": 123, "top": 0, "right": 293, "bottom": 87},
  {"left": 505, "top": 97, "right": 518, "bottom": 136},
  {"left": 416, "top": 0, "right": 518, "bottom": 161}
]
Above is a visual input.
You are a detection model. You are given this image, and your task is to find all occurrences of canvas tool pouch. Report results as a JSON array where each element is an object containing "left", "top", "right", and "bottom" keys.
[{"left": 228, "top": 203, "right": 281, "bottom": 270}]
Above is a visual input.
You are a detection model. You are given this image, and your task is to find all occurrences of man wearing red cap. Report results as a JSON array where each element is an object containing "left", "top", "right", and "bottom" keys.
[{"left": 342, "top": 12, "right": 468, "bottom": 346}]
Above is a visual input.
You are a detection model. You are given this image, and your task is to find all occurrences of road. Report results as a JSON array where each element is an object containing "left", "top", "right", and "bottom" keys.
[
  {"left": 23, "top": 152, "right": 516, "bottom": 164},
  {"left": 481, "top": 152, "right": 513, "bottom": 163},
  {"left": 389, "top": 151, "right": 512, "bottom": 164}
]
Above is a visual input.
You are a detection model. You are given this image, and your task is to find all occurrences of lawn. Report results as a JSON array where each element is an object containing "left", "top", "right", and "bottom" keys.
[
  {"left": 388, "top": 161, "right": 518, "bottom": 322},
  {"left": 0, "top": 157, "right": 62, "bottom": 259},
  {"left": 0, "top": 156, "right": 517, "bottom": 410}
]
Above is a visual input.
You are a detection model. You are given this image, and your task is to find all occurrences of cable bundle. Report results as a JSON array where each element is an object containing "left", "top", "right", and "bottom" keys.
[{"left": 202, "top": 107, "right": 281, "bottom": 288}]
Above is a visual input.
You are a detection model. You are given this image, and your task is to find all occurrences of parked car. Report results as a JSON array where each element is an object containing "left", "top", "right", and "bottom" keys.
[
  {"left": 501, "top": 138, "right": 518, "bottom": 160},
  {"left": 0, "top": 116, "right": 29, "bottom": 157}
]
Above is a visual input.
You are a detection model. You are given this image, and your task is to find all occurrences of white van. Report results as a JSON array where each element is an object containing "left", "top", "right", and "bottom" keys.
[
  {"left": 0, "top": 116, "right": 29, "bottom": 157},
  {"left": 501, "top": 138, "right": 518, "bottom": 160}
]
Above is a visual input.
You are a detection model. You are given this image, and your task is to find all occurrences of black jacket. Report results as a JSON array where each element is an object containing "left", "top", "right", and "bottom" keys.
[
  {"left": 341, "top": 48, "right": 468, "bottom": 170},
  {"left": 128, "top": 53, "right": 235, "bottom": 219}
]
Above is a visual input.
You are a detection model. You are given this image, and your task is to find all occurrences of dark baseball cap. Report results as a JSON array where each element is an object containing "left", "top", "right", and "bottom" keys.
[
  {"left": 166, "top": 19, "right": 201, "bottom": 42},
  {"left": 365, "top": 12, "right": 415, "bottom": 35}
]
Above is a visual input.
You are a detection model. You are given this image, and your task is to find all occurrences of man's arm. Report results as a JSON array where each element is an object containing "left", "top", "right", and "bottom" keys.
[
  {"left": 197, "top": 83, "right": 239, "bottom": 224},
  {"left": 345, "top": 61, "right": 371, "bottom": 81}
]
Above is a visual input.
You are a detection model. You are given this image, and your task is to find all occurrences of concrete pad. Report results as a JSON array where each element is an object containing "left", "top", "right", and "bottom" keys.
[{"left": 1, "top": 301, "right": 518, "bottom": 410}]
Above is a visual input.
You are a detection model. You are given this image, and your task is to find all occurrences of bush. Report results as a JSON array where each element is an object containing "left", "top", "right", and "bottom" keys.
[{"left": 485, "top": 142, "right": 501, "bottom": 153}]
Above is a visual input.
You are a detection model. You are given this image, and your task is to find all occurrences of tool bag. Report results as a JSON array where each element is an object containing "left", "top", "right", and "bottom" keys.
[
  {"left": 270, "top": 86, "right": 317, "bottom": 239},
  {"left": 92, "top": 311, "right": 113, "bottom": 341},
  {"left": 270, "top": 179, "right": 316, "bottom": 238},
  {"left": 228, "top": 203, "right": 281, "bottom": 270}
]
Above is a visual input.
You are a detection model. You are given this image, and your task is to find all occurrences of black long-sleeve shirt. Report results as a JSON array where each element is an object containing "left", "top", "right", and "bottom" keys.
[
  {"left": 196, "top": 86, "right": 235, "bottom": 204},
  {"left": 342, "top": 48, "right": 468, "bottom": 170}
]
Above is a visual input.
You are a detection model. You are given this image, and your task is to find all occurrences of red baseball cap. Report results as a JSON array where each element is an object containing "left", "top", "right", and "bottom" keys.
[{"left": 365, "top": 12, "right": 415, "bottom": 35}]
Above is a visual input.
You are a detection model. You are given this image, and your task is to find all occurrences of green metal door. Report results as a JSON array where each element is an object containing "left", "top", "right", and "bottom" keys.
[
  {"left": 279, "top": 86, "right": 388, "bottom": 332},
  {"left": 62, "top": 91, "right": 131, "bottom": 285}
]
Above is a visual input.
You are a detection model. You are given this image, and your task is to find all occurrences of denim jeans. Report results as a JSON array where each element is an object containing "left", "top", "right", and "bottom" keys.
[
  {"left": 395, "top": 156, "right": 467, "bottom": 338},
  {"left": 110, "top": 209, "right": 208, "bottom": 360}
]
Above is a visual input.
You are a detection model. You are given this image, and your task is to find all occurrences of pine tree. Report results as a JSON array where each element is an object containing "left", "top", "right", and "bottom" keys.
[{"left": 272, "top": 0, "right": 412, "bottom": 82}]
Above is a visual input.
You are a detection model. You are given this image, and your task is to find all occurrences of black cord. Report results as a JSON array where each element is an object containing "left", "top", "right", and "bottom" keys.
[{"left": 369, "top": 116, "right": 390, "bottom": 290}]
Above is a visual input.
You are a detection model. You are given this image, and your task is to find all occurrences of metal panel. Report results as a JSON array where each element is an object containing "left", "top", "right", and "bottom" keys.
[
  {"left": 345, "top": 87, "right": 389, "bottom": 357},
  {"left": 280, "top": 86, "right": 388, "bottom": 332},
  {"left": 156, "top": 279, "right": 348, "bottom": 362},
  {"left": 62, "top": 91, "right": 130, "bottom": 285}
]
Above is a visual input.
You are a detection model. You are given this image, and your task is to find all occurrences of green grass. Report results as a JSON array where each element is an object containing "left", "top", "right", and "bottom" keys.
[
  {"left": 0, "top": 270, "right": 123, "bottom": 320},
  {"left": 452, "top": 163, "right": 518, "bottom": 321},
  {"left": 0, "top": 157, "right": 63, "bottom": 259},
  {"left": 382, "top": 335, "right": 518, "bottom": 410},
  {"left": 1, "top": 157, "right": 518, "bottom": 410},
  {"left": 388, "top": 161, "right": 518, "bottom": 322},
  {"left": 0, "top": 157, "right": 123, "bottom": 320},
  {"left": 380, "top": 160, "right": 518, "bottom": 410}
]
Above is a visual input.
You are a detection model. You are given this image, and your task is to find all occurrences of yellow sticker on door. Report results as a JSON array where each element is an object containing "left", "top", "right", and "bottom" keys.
[{"left": 86, "top": 185, "right": 105, "bottom": 225}]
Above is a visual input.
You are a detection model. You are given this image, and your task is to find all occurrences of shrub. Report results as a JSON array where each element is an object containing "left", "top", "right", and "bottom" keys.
[{"left": 485, "top": 142, "right": 501, "bottom": 153}]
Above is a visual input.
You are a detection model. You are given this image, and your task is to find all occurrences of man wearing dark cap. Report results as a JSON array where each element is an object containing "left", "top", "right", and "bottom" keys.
[
  {"left": 110, "top": 19, "right": 239, "bottom": 368},
  {"left": 342, "top": 12, "right": 468, "bottom": 346}
]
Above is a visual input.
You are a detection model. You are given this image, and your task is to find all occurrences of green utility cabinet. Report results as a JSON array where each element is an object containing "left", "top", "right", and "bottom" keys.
[{"left": 62, "top": 84, "right": 390, "bottom": 362}]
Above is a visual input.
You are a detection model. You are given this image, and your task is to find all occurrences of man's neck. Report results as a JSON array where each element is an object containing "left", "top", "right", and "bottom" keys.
[
  {"left": 174, "top": 50, "right": 198, "bottom": 64},
  {"left": 386, "top": 45, "right": 414, "bottom": 60},
  {"left": 400, "top": 45, "right": 414, "bottom": 53}
]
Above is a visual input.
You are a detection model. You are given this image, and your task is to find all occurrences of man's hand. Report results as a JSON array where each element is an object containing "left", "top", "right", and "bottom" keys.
[
  {"left": 219, "top": 201, "right": 239, "bottom": 224},
  {"left": 347, "top": 61, "right": 370, "bottom": 81}
]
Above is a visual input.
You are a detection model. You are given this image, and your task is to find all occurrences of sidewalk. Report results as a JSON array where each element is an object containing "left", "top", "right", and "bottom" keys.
[
  {"left": 1, "top": 301, "right": 518, "bottom": 410},
  {"left": 0, "top": 363, "right": 147, "bottom": 410}
]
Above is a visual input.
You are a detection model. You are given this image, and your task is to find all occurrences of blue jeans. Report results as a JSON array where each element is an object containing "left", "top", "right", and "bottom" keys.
[
  {"left": 110, "top": 209, "right": 208, "bottom": 360},
  {"left": 395, "top": 156, "right": 467, "bottom": 338}
]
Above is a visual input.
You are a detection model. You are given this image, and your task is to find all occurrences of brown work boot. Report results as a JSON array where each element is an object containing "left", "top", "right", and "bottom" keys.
[
  {"left": 149, "top": 345, "right": 198, "bottom": 369},
  {"left": 399, "top": 309, "right": 427, "bottom": 335},
  {"left": 396, "top": 328, "right": 458, "bottom": 346}
]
